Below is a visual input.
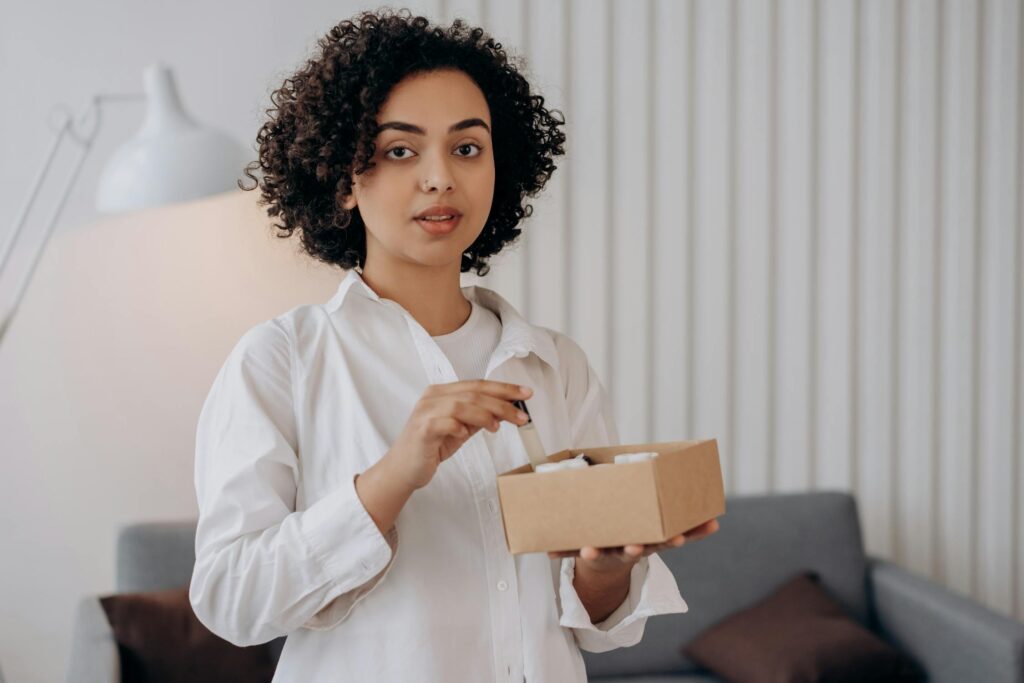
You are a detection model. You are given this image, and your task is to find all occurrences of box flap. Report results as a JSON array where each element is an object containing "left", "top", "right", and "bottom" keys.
[{"left": 654, "top": 439, "right": 726, "bottom": 536}]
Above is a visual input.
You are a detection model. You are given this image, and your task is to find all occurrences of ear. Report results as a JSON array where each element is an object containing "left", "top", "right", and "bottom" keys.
[{"left": 340, "top": 194, "right": 357, "bottom": 211}]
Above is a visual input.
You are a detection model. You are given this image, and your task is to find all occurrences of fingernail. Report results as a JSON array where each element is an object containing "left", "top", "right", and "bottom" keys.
[{"left": 520, "top": 386, "right": 532, "bottom": 396}]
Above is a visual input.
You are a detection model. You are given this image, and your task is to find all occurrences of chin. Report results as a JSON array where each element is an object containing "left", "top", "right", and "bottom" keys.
[{"left": 402, "top": 248, "right": 465, "bottom": 268}]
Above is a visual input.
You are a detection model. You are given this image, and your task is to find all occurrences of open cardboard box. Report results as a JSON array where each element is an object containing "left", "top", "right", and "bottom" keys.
[{"left": 496, "top": 439, "right": 725, "bottom": 554}]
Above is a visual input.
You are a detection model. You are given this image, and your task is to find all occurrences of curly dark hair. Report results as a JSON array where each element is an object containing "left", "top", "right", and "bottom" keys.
[{"left": 240, "top": 7, "right": 567, "bottom": 276}]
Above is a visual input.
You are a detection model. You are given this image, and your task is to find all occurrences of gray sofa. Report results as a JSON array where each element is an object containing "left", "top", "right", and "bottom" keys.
[{"left": 67, "top": 491, "right": 1024, "bottom": 682}]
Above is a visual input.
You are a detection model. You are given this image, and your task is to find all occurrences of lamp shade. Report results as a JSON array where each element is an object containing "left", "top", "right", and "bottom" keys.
[{"left": 95, "top": 63, "right": 250, "bottom": 213}]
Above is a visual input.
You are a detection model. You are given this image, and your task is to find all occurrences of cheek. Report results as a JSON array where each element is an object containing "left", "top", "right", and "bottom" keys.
[
  {"left": 469, "top": 165, "right": 496, "bottom": 208},
  {"left": 356, "top": 171, "right": 406, "bottom": 217}
]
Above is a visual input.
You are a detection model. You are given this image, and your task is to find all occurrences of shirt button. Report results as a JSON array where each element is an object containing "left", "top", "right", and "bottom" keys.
[{"left": 496, "top": 580, "right": 509, "bottom": 591}]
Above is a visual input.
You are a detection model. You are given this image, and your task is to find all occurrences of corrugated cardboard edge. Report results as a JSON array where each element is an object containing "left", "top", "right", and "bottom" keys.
[
  {"left": 497, "top": 480, "right": 515, "bottom": 552},
  {"left": 654, "top": 439, "right": 726, "bottom": 538}
]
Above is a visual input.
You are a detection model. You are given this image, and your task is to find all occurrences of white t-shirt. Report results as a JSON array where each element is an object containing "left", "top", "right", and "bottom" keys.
[
  {"left": 431, "top": 298, "right": 502, "bottom": 381},
  {"left": 189, "top": 268, "right": 689, "bottom": 683}
]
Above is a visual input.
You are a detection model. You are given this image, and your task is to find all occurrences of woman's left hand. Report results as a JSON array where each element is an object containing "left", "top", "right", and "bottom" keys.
[{"left": 547, "top": 518, "right": 721, "bottom": 574}]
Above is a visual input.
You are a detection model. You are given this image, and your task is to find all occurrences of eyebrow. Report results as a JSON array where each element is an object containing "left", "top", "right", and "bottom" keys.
[{"left": 376, "top": 118, "right": 491, "bottom": 136}]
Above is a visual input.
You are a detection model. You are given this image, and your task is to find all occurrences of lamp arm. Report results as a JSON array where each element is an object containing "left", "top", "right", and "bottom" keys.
[
  {"left": 0, "top": 93, "right": 143, "bottom": 345},
  {"left": 0, "top": 109, "right": 73, "bottom": 275}
]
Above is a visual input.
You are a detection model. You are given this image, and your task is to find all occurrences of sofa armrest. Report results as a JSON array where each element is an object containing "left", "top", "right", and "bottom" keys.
[
  {"left": 65, "top": 596, "right": 120, "bottom": 683},
  {"left": 868, "top": 557, "right": 1024, "bottom": 683}
]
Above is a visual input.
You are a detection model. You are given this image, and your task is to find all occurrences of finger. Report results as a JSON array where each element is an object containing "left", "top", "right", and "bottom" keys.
[
  {"left": 434, "top": 380, "right": 532, "bottom": 400},
  {"left": 624, "top": 544, "right": 644, "bottom": 558},
  {"left": 469, "top": 392, "right": 531, "bottom": 427},
  {"left": 580, "top": 547, "right": 601, "bottom": 561},
  {"left": 632, "top": 535, "right": 684, "bottom": 556},
  {"left": 425, "top": 416, "right": 473, "bottom": 440},
  {"left": 440, "top": 393, "right": 530, "bottom": 432},
  {"left": 693, "top": 519, "right": 720, "bottom": 534},
  {"left": 438, "top": 399, "right": 505, "bottom": 433},
  {"left": 637, "top": 537, "right": 683, "bottom": 556},
  {"left": 648, "top": 535, "right": 685, "bottom": 550},
  {"left": 684, "top": 519, "right": 720, "bottom": 540}
]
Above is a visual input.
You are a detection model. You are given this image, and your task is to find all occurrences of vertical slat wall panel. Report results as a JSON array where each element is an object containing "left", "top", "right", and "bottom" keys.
[
  {"left": 523, "top": 0, "right": 569, "bottom": 334},
  {"left": 774, "top": 0, "right": 813, "bottom": 493},
  {"left": 929, "top": 0, "right": 944, "bottom": 584},
  {"left": 897, "top": 0, "right": 938, "bottom": 579},
  {"left": 565, "top": 0, "right": 612, "bottom": 382},
  {"left": 816, "top": 0, "right": 856, "bottom": 495},
  {"left": 609, "top": 0, "right": 653, "bottom": 443},
  {"left": 1016, "top": 0, "right": 1024, "bottom": 622},
  {"left": 652, "top": 0, "right": 690, "bottom": 446},
  {"left": 733, "top": 0, "right": 773, "bottom": 494},
  {"left": 977, "top": 0, "right": 1020, "bottom": 614},
  {"left": 478, "top": 0, "right": 527, "bottom": 310},
  {"left": 857, "top": 0, "right": 898, "bottom": 559},
  {"left": 938, "top": 0, "right": 981, "bottom": 599},
  {"left": 692, "top": 0, "right": 734, "bottom": 488},
  {"left": 444, "top": 0, "right": 1022, "bottom": 619}
]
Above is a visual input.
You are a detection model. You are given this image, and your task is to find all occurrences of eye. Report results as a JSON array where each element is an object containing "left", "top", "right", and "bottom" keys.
[
  {"left": 455, "top": 143, "right": 483, "bottom": 158},
  {"left": 384, "top": 146, "right": 416, "bottom": 161}
]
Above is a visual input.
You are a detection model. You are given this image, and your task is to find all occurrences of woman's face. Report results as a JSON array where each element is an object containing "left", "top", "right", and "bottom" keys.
[{"left": 342, "top": 68, "right": 496, "bottom": 270}]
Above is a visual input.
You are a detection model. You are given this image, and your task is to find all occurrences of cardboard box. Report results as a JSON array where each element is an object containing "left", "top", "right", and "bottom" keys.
[{"left": 496, "top": 439, "right": 726, "bottom": 554}]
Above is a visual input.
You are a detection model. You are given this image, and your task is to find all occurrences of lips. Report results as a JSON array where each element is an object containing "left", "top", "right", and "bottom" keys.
[
  {"left": 414, "top": 204, "right": 463, "bottom": 220},
  {"left": 414, "top": 204, "right": 463, "bottom": 236},
  {"left": 415, "top": 214, "right": 461, "bottom": 235}
]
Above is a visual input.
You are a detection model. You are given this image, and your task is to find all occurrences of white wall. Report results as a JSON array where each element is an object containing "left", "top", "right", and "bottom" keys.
[{"left": 1, "top": 1, "right": 1021, "bottom": 681}]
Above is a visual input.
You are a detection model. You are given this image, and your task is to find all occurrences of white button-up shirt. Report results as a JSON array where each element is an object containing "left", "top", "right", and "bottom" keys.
[{"left": 189, "top": 268, "right": 689, "bottom": 682}]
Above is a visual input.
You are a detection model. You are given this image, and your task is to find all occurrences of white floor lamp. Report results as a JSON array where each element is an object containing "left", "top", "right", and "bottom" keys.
[{"left": 0, "top": 63, "right": 250, "bottom": 344}]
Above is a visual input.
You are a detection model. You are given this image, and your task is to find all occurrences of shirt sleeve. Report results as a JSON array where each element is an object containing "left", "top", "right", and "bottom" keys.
[
  {"left": 553, "top": 332, "right": 620, "bottom": 449},
  {"left": 189, "top": 319, "right": 398, "bottom": 647},
  {"left": 550, "top": 330, "right": 690, "bottom": 652},
  {"left": 556, "top": 554, "right": 689, "bottom": 652}
]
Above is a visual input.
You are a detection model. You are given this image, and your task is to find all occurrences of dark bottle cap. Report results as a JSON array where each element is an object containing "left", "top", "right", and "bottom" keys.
[{"left": 512, "top": 399, "right": 532, "bottom": 423}]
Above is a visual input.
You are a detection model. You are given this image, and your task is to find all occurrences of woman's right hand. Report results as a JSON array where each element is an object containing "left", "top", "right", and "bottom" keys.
[{"left": 385, "top": 380, "right": 533, "bottom": 491}]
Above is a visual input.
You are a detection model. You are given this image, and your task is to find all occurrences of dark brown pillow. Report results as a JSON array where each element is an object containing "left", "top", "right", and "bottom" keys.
[
  {"left": 99, "top": 585, "right": 276, "bottom": 683},
  {"left": 683, "top": 571, "right": 924, "bottom": 683}
]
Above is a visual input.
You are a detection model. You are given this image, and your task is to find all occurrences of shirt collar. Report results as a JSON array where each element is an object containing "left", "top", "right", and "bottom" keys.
[{"left": 325, "top": 269, "right": 559, "bottom": 371}]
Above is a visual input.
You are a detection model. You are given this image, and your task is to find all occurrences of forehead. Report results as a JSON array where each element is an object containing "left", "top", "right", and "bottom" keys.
[{"left": 377, "top": 69, "right": 491, "bottom": 129}]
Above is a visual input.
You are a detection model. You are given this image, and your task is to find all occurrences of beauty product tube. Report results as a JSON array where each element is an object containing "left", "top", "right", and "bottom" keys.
[
  {"left": 613, "top": 451, "right": 660, "bottom": 465},
  {"left": 512, "top": 399, "right": 548, "bottom": 470},
  {"left": 561, "top": 459, "right": 588, "bottom": 470},
  {"left": 535, "top": 459, "right": 589, "bottom": 474}
]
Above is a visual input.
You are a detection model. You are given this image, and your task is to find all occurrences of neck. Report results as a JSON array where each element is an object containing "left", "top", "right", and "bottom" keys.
[{"left": 360, "top": 257, "right": 472, "bottom": 337}]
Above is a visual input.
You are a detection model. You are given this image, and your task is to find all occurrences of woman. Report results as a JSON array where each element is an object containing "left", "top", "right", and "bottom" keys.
[{"left": 189, "top": 8, "right": 719, "bottom": 682}]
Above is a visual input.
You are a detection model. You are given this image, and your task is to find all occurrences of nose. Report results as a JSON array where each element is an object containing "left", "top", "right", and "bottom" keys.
[{"left": 420, "top": 150, "right": 455, "bottom": 193}]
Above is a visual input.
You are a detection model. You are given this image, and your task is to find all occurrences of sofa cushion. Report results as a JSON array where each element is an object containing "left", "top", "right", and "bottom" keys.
[
  {"left": 99, "top": 585, "right": 276, "bottom": 682},
  {"left": 116, "top": 522, "right": 197, "bottom": 593},
  {"left": 582, "top": 491, "right": 869, "bottom": 677},
  {"left": 683, "top": 571, "right": 924, "bottom": 683}
]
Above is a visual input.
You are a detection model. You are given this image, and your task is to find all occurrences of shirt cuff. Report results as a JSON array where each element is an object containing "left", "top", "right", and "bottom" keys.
[
  {"left": 302, "top": 524, "right": 399, "bottom": 630},
  {"left": 297, "top": 473, "right": 399, "bottom": 630},
  {"left": 300, "top": 472, "right": 395, "bottom": 579},
  {"left": 557, "top": 552, "right": 689, "bottom": 653}
]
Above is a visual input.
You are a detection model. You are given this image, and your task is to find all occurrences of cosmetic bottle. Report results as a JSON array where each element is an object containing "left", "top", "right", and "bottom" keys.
[{"left": 513, "top": 399, "right": 548, "bottom": 470}]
